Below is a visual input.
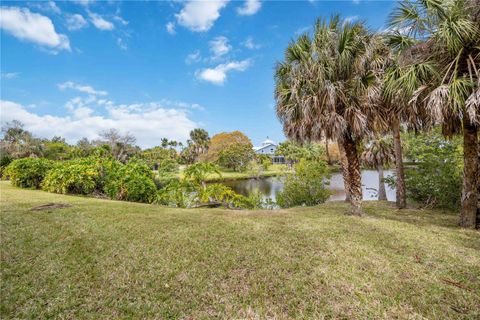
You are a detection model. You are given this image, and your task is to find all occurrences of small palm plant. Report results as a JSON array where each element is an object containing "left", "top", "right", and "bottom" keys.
[{"left": 361, "top": 137, "right": 395, "bottom": 201}]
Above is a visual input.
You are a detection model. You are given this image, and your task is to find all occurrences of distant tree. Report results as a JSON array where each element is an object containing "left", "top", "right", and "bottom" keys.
[
  {"left": 275, "top": 141, "right": 325, "bottom": 166},
  {"left": 217, "top": 142, "right": 255, "bottom": 172},
  {"left": 160, "top": 138, "right": 169, "bottom": 148},
  {"left": 190, "top": 128, "right": 210, "bottom": 151},
  {"left": 95, "top": 129, "right": 138, "bottom": 162},
  {"left": 42, "top": 139, "right": 72, "bottom": 161},
  {"left": 1, "top": 120, "right": 43, "bottom": 158},
  {"left": 201, "top": 131, "right": 255, "bottom": 171},
  {"left": 204, "top": 131, "right": 252, "bottom": 164}
]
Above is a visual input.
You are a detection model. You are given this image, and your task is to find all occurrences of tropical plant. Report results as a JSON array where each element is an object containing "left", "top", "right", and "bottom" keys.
[
  {"left": 388, "top": 0, "right": 480, "bottom": 228},
  {"left": 4, "top": 158, "right": 53, "bottom": 189},
  {"left": 104, "top": 161, "right": 157, "bottom": 203},
  {"left": 42, "top": 157, "right": 117, "bottom": 195},
  {"left": 275, "top": 17, "right": 387, "bottom": 215},
  {"left": 276, "top": 159, "right": 331, "bottom": 208},
  {"left": 183, "top": 162, "right": 221, "bottom": 189},
  {"left": 156, "top": 179, "right": 196, "bottom": 208},
  {"left": 361, "top": 136, "right": 395, "bottom": 200}
]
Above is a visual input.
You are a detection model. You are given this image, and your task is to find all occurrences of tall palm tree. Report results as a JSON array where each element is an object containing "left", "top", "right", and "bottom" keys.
[
  {"left": 361, "top": 136, "right": 395, "bottom": 201},
  {"left": 275, "top": 17, "right": 387, "bottom": 215},
  {"left": 382, "top": 47, "right": 437, "bottom": 209},
  {"left": 389, "top": 0, "right": 480, "bottom": 228}
]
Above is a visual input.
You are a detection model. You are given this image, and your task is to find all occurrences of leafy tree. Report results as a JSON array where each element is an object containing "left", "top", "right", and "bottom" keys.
[
  {"left": 42, "top": 139, "right": 72, "bottom": 160},
  {"left": 361, "top": 136, "right": 395, "bottom": 200},
  {"left": 275, "top": 17, "right": 386, "bottom": 215},
  {"left": 388, "top": 130, "right": 463, "bottom": 210},
  {"left": 217, "top": 142, "right": 255, "bottom": 171},
  {"left": 388, "top": 0, "right": 480, "bottom": 227},
  {"left": 203, "top": 131, "right": 252, "bottom": 163}
]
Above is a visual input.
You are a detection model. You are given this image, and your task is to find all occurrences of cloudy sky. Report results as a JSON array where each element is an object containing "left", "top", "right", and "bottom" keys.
[{"left": 1, "top": 0, "right": 396, "bottom": 148}]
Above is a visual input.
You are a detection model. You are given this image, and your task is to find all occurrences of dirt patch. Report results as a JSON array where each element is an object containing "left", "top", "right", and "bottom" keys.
[{"left": 31, "top": 203, "right": 72, "bottom": 211}]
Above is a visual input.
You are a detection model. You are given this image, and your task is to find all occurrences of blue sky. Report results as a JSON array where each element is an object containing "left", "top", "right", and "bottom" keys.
[{"left": 1, "top": 0, "right": 396, "bottom": 148}]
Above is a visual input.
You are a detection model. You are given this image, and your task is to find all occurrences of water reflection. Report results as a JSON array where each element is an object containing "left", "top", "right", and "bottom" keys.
[{"left": 216, "top": 170, "right": 396, "bottom": 202}]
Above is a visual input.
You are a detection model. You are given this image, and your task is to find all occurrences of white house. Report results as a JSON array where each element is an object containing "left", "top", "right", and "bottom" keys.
[{"left": 253, "top": 138, "right": 285, "bottom": 164}]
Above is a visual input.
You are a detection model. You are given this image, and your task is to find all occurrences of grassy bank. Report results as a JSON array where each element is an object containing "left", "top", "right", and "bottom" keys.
[
  {"left": 1, "top": 182, "right": 479, "bottom": 319},
  {"left": 177, "top": 164, "right": 289, "bottom": 182}
]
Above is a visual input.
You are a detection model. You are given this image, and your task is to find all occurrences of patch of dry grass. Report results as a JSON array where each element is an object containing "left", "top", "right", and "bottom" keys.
[{"left": 1, "top": 182, "right": 479, "bottom": 319}]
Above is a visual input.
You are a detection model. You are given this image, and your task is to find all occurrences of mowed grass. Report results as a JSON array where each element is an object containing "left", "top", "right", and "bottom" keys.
[
  {"left": 1, "top": 182, "right": 479, "bottom": 319},
  {"left": 176, "top": 164, "right": 289, "bottom": 182}
]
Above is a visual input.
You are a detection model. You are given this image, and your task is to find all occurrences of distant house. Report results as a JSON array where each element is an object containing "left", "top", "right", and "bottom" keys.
[{"left": 253, "top": 138, "right": 285, "bottom": 164}]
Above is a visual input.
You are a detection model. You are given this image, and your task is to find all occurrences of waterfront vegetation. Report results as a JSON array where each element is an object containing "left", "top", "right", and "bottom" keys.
[{"left": 1, "top": 182, "right": 479, "bottom": 319}]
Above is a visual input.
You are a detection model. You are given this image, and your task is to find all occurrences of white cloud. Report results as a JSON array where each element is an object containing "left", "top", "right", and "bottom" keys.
[
  {"left": 237, "top": 0, "right": 261, "bottom": 16},
  {"left": 209, "top": 36, "right": 231, "bottom": 59},
  {"left": 113, "top": 15, "right": 128, "bottom": 26},
  {"left": 73, "top": 0, "right": 93, "bottom": 7},
  {"left": 175, "top": 0, "right": 228, "bottom": 32},
  {"left": 0, "top": 7, "right": 70, "bottom": 51},
  {"left": 116, "top": 37, "right": 127, "bottom": 51},
  {"left": 0, "top": 100, "right": 199, "bottom": 148},
  {"left": 1, "top": 72, "right": 19, "bottom": 79},
  {"left": 185, "top": 50, "right": 201, "bottom": 64},
  {"left": 196, "top": 59, "right": 251, "bottom": 85},
  {"left": 66, "top": 14, "right": 88, "bottom": 31},
  {"left": 58, "top": 81, "right": 108, "bottom": 96},
  {"left": 88, "top": 12, "right": 114, "bottom": 30},
  {"left": 243, "top": 36, "right": 261, "bottom": 49},
  {"left": 31, "top": 1, "right": 61, "bottom": 14},
  {"left": 166, "top": 21, "right": 175, "bottom": 35}
]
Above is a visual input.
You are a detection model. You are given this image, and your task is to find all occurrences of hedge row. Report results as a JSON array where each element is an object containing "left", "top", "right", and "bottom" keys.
[{"left": 4, "top": 157, "right": 157, "bottom": 203}]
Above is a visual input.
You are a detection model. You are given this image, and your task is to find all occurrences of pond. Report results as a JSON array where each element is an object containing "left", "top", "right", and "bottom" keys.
[{"left": 218, "top": 170, "right": 396, "bottom": 202}]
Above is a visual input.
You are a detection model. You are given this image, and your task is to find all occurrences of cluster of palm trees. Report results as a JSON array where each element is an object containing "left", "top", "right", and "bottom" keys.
[{"left": 274, "top": 0, "right": 479, "bottom": 228}]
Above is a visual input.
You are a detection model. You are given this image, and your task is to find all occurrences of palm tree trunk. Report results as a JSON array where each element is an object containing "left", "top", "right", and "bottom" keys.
[
  {"left": 325, "top": 139, "right": 332, "bottom": 165},
  {"left": 377, "top": 164, "right": 387, "bottom": 201},
  {"left": 338, "top": 142, "right": 351, "bottom": 202},
  {"left": 343, "top": 136, "right": 363, "bottom": 216},
  {"left": 393, "top": 119, "right": 406, "bottom": 208},
  {"left": 460, "top": 119, "right": 479, "bottom": 228}
]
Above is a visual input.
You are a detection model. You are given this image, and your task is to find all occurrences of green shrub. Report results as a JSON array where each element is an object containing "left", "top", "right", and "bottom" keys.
[
  {"left": 4, "top": 157, "right": 53, "bottom": 188},
  {"left": 156, "top": 179, "right": 196, "bottom": 208},
  {"left": 391, "top": 131, "right": 463, "bottom": 210},
  {"left": 105, "top": 161, "right": 157, "bottom": 203},
  {"left": 276, "top": 159, "right": 330, "bottom": 208},
  {"left": 42, "top": 157, "right": 117, "bottom": 195}
]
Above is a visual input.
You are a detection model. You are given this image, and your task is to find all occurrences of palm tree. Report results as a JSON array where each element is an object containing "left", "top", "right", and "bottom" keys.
[
  {"left": 361, "top": 136, "right": 395, "bottom": 200},
  {"left": 189, "top": 128, "right": 210, "bottom": 157},
  {"left": 275, "top": 17, "right": 387, "bottom": 215},
  {"left": 389, "top": 0, "right": 480, "bottom": 228}
]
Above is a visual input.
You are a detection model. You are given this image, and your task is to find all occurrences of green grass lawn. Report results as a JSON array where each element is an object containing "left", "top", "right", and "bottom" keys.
[
  {"left": 1, "top": 182, "right": 479, "bottom": 319},
  {"left": 176, "top": 164, "right": 289, "bottom": 182}
]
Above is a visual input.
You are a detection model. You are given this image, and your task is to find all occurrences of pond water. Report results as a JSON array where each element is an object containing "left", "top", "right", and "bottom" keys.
[{"left": 219, "top": 170, "right": 396, "bottom": 202}]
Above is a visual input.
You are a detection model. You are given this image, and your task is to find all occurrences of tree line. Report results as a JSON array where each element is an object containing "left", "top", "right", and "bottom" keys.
[{"left": 274, "top": 0, "right": 479, "bottom": 228}]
